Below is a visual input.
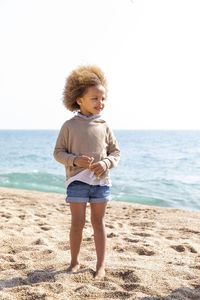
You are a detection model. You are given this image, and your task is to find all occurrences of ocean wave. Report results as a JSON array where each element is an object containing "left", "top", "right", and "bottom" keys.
[{"left": 0, "top": 172, "right": 66, "bottom": 194}]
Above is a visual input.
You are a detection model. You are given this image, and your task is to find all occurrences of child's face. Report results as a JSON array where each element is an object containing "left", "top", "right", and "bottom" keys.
[{"left": 77, "top": 85, "right": 106, "bottom": 116}]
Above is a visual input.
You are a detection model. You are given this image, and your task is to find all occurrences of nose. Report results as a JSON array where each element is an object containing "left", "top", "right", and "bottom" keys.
[{"left": 98, "top": 99, "right": 104, "bottom": 104}]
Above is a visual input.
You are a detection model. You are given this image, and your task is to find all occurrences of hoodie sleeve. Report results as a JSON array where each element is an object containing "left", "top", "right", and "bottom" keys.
[
  {"left": 102, "top": 126, "right": 120, "bottom": 169},
  {"left": 53, "top": 122, "right": 77, "bottom": 167}
]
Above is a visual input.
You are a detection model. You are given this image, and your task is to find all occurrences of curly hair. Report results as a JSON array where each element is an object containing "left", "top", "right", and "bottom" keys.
[{"left": 63, "top": 65, "right": 108, "bottom": 112}]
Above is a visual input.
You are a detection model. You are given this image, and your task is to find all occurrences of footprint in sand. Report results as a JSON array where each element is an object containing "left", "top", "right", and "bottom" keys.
[
  {"left": 180, "top": 228, "right": 200, "bottom": 235},
  {"left": 32, "top": 238, "right": 46, "bottom": 245},
  {"left": 171, "top": 244, "right": 197, "bottom": 253},
  {"left": 83, "top": 237, "right": 92, "bottom": 241},
  {"left": 171, "top": 245, "right": 185, "bottom": 252},
  {"left": 18, "top": 214, "right": 26, "bottom": 220},
  {"left": 107, "top": 233, "right": 117, "bottom": 238},
  {"left": 40, "top": 226, "right": 51, "bottom": 231},
  {"left": 1, "top": 213, "right": 12, "bottom": 219},
  {"left": 106, "top": 224, "right": 115, "bottom": 229},
  {"left": 42, "top": 249, "right": 54, "bottom": 255},
  {"left": 121, "top": 283, "right": 140, "bottom": 291},
  {"left": 136, "top": 247, "right": 155, "bottom": 256},
  {"left": 123, "top": 238, "right": 139, "bottom": 243},
  {"left": 110, "top": 269, "right": 140, "bottom": 283},
  {"left": 12, "top": 263, "right": 26, "bottom": 270},
  {"left": 34, "top": 213, "right": 47, "bottom": 218},
  {"left": 134, "top": 232, "right": 151, "bottom": 237},
  {"left": 56, "top": 207, "right": 64, "bottom": 212},
  {"left": 113, "top": 246, "right": 124, "bottom": 253},
  {"left": 186, "top": 245, "right": 198, "bottom": 253}
]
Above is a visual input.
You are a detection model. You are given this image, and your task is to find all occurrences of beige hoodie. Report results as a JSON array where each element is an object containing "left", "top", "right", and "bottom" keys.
[{"left": 53, "top": 116, "right": 120, "bottom": 180}]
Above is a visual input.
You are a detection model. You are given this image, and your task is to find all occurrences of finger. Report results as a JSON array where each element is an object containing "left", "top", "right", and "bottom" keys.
[
  {"left": 90, "top": 165, "right": 100, "bottom": 171},
  {"left": 90, "top": 161, "right": 97, "bottom": 166},
  {"left": 94, "top": 167, "right": 104, "bottom": 175},
  {"left": 80, "top": 158, "right": 93, "bottom": 165},
  {"left": 78, "top": 159, "right": 91, "bottom": 167},
  {"left": 81, "top": 155, "right": 93, "bottom": 161},
  {"left": 96, "top": 170, "right": 104, "bottom": 176},
  {"left": 90, "top": 162, "right": 101, "bottom": 167},
  {"left": 81, "top": 157, "right": 91, "bottom": 161}
]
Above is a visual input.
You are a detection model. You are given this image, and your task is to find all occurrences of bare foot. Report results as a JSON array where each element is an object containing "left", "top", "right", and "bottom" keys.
[
  {"left": 66, "top": 263, "right": 80, "bottom": 273},
  {"left": 94, "top": 266, "right": 105, "bottom": 280}
]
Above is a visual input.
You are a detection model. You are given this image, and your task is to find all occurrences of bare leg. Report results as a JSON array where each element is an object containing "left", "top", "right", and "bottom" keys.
[
  {"left": 90, "top": 202, "right": 107, "bottom": 279},
  {"left": 67, "top": 202, "right": 87, "bottom": 272}
]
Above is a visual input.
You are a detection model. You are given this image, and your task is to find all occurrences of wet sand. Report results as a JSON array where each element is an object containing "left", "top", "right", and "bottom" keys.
[{"left": 0, "top": 187, "right": 200, "bottom": 299}]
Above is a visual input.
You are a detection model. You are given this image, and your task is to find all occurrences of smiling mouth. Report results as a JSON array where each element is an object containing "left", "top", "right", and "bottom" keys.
[{"left": 95, "top": 107, "right": 103, "bottom": 111}]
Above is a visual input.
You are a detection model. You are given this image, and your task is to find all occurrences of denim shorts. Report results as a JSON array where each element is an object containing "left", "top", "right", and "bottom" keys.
[{"left": 66, "top": 181, "right": 111, "bottom": 203}]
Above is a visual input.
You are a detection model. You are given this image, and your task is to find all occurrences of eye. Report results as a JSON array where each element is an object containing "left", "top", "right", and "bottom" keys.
[{"left": 91, "top": 97, "right": 105, "bottom": 102}]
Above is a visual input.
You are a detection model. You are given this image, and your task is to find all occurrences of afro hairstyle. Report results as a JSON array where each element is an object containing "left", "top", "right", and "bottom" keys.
[{"left": 63, "top": 65, "right": 108, "bottom": 112}]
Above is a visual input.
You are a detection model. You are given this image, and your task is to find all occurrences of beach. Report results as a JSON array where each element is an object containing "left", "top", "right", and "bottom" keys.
[{"left": 0, "top": 187, "right": 200, "bottom": 300}]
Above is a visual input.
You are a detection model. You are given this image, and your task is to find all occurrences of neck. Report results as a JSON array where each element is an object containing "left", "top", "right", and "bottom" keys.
[{"left": 77, "top": 112, "right": 101, "bottom": 120}]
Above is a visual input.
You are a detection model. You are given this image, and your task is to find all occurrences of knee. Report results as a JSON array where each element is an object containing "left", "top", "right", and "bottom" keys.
[
  {"left": 71, "top": 219, "right": 85, "bottom": 231},
  {"left": 91, "top": 218, "right": 105, "bottom": 230}
]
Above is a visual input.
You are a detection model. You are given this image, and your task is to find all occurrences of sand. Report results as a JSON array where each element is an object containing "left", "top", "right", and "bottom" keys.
[{"left": 0, "top": 187, "right": 200, "bottom": 300}]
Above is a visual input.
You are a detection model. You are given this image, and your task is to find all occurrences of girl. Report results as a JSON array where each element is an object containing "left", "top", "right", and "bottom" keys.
[{"left": 54, "top": 65, "right": 120, "bottom": 279}]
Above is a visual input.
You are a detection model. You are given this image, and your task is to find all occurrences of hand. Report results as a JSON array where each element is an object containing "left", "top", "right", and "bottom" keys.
[
  {"left": 73, "top": 155, "right": 94, "bottom": 168},
  {"left": 89, "top": 161, "right": 107, "bottom": 176}
]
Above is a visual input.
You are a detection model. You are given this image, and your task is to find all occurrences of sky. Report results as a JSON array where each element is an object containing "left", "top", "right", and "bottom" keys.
[{"left": 1, "top": 0, "right": 200, "bottom": 130}]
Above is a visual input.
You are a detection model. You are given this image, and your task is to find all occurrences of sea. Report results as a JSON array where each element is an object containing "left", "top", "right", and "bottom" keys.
[{"left": 0, "top": 130, "right": 200, "bottom": 211}]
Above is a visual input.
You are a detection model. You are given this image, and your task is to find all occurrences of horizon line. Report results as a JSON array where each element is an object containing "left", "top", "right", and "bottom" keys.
[{"left": 0, "top": 128, "right": 200, "bottom": 131}]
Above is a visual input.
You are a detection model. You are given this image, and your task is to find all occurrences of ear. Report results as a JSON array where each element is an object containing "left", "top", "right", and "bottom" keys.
[{"left": 76, "top": 97, "right": 83, "bottom": 106}]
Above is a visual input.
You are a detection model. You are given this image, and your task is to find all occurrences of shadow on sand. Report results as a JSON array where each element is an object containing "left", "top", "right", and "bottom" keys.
[
  {"left": 0, "top": 267, "right": 94, "bottom": 291},
  {"left": 141, "top": 285, "right": 200, "bottom": 300},
  {"left": 0, "top": 268, "right": 200, "bottom": 299}
]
